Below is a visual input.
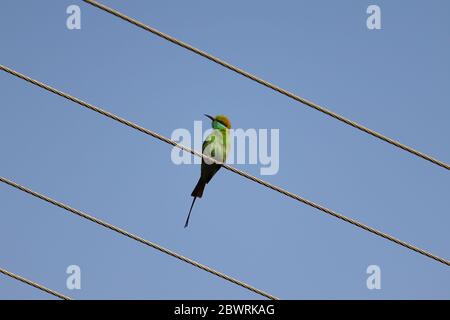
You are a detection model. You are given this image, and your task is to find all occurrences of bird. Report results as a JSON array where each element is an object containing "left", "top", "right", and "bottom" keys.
[{"left": 184, "top": 114, "right": 231, "bottom": 228}]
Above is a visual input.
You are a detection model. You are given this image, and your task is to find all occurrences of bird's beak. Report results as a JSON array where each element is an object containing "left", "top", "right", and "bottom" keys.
[{"left": 204, "top": 114, "right": 214, "bottom": 121}]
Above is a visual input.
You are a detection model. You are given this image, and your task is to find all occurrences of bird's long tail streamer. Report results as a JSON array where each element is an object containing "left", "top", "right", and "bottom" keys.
[{"left": 184, "top": 197, "right": 197, "bottom": 228}]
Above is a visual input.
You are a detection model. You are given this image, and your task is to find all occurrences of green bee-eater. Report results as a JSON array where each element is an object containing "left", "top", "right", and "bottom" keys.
[{"left": 184, "top": 114, "right": 232, "bottom": 228}]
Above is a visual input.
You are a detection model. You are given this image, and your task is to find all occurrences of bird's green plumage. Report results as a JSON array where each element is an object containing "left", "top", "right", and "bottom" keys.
[{"left": 185, "top": 115, "right": 231, "bottom": 228}]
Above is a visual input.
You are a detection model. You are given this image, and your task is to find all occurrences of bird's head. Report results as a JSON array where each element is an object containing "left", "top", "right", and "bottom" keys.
[{"left": 204, "top": 114, "right": 231, "bottom": 130}]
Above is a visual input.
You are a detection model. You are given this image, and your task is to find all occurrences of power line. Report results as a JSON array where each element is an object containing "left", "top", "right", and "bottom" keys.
[
  {"left": 0, "top": 266, "right": 71, "bottom": 300},
  {"left": 82, "top": 0, "right": 450, "bottom": 171},
  {"left": 0, "top": 176, "right": 277, "bottom": 300},
  {"left": 1, "top": 64, "right": 449, "bottom": 268}
]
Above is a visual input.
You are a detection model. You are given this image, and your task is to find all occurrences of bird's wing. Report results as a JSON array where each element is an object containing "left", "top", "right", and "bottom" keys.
[
  {"left": 200, "top": 132, "right": 222, "bottom": 183},
  {"left": 202, "top": 133, "right": 216, "bottom": 151}
]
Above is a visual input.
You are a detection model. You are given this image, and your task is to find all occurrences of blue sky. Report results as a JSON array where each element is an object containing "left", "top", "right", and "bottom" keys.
[{"left": 0, "top": 0, "right": 449, "bottom": 299}]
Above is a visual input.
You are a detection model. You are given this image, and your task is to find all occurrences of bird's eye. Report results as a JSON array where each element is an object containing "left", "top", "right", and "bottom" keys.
[{"left": 216, "top": 121, "right": 226, "bottom": 128}]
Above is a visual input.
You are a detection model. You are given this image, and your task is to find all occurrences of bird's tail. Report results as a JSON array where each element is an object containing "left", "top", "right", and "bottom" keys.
[
  {"left": 184, "top": 196, "right": 197, "bottom": 228},
  {"left": 191, "top": 177, "right": 206, "bottom": 198},
  {"left": 184, "top": 178, "right": 206, "bottom": 228}
]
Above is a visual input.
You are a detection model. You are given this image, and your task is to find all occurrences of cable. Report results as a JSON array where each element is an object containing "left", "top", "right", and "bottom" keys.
[
  {"left": 1, "top": 64, "right": 449, "bottom": 268},
  {"left": 81, "top": 0, "right": 450, "bottom": 171},
  {"left": 0, "top": 176, "right": 277, "bottom": 300},
  {"left": 0, "top": 266, "right": 72, "bottom": 300}
]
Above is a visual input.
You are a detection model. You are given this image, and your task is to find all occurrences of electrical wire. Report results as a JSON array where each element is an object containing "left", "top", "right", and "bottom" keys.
[{"left": 0, "top": 266, "right": 72, "bottom": 300}]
